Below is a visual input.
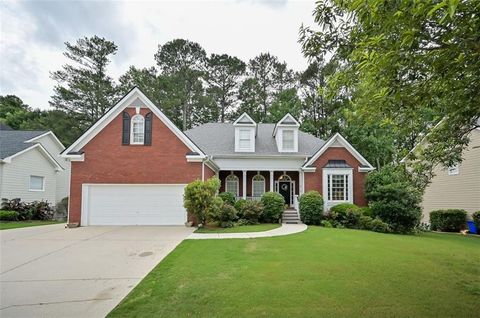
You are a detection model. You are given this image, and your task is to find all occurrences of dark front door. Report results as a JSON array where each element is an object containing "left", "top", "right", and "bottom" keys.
[{"left": 279, "top": 181, "right": 291, "bottom": 205}]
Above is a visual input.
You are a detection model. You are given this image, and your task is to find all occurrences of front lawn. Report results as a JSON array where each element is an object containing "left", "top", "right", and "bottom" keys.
[
  {"left": 108, "top": 227, "right": 480, "bottom": 318},
  {"left": 0, "top": 220, "right": 62, "bottom": 230},
  {"left": 194, "top": 223, "right": 280, "bottom": 233}
]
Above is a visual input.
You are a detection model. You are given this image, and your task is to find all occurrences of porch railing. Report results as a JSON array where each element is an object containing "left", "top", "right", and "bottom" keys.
[
  {"left": 235, "top": 196, "right": 262, "bottom": 201},
  {"left": 293, "top": 195, "right": 299, "bottom": 211}
]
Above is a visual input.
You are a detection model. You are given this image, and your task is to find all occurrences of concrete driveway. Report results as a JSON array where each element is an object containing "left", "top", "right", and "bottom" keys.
[{"left": 0, "top": 224, "right": 193, "bottom": 318}]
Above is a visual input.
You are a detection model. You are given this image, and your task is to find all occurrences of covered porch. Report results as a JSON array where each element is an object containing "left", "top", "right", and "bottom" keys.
[{"left": 217, "top": 170, "right": 303, "bottom": 208}]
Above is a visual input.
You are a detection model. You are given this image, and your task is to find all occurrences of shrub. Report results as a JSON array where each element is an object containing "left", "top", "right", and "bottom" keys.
[
  {"left": 260, "top": 192, "right": 285, "bottom": 223},
  {"left": 0, "top": 210, "right": 18, "bottom": 221},
  {"left": 358, "top": 215, "right": 373, "bottom": 230},
  {"left": 1, "top": 198, "right": 31, "bottom": 220},
  {"left": 429, "top": 209, "right": 467, "bottom": 232},
  {"left": 218, "top": 192, "right": 236, "bottom": 206},
  {"left": 298, "top": 191, "right": 324, "bottom": 225},
  {"left": 55, "top": 197, "right": 69, "bottom": 220},
  {"left": 344, "top": 209, "right": 363, "bottom": 229},
  {"left": 370, "top": 218, "right": 392, "bottom": 233},
  {"left": 184, "top": 177, "right": 222, "bottom": 225},
  {"left": 238, "top": 200, "right": 263, "bottom": 224},
  {"left": 359, "top": 207, "right": 372, "bottom": 217},
  {"left": 329, "top": 203, "right": 360, "bottom": 227},
  {"left": 209, "top": 203, "right": 237, "bottom": 228},
  {"left": 234, "top": 199, "right": 248, "bottom": 218},
  {"left": 320, "top": 220, "right": 333, "bottom": 228},
  {"left": 29, "top": 200, "right": 54, "bottom": 220},
  {"left": 366, "top": 165, "right": 422, "bottom": 233},
  {"left": 473, "top": 211, "right": 480, "bottom": 232}
]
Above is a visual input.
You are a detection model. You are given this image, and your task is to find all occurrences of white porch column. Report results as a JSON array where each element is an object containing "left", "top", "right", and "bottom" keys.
[
  {"left": 242, "top": 170, "right": 247, "bottom": 199},
  {"left": 299, "top": 170, "right": 305, "bottom": 196},
  {"left": 270, "top": 170, "right": 274, "bottom": 192}
]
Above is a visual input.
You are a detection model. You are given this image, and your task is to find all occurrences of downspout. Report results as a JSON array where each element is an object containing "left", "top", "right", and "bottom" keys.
[{"left": 201, "top": 160, "right": 205, "bottom": 181}]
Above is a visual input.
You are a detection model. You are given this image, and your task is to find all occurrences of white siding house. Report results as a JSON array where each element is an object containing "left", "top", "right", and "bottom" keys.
[{"left": 0, "top": 129, "right": 69, "bottom": 207}]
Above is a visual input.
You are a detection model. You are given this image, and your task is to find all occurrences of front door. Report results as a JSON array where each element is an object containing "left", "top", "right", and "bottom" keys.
[{"left": 279, "top": 181, "right": 291, "bottom": 205}]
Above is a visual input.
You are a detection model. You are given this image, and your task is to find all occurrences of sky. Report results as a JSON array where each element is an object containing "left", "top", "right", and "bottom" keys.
[{"left": 0, "top": 0, "right": 317, "bottom": 110}]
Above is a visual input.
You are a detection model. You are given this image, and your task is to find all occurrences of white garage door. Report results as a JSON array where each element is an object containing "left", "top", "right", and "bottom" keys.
[{"left": 82, "top": 184, "right": 187, "bottom": 226}]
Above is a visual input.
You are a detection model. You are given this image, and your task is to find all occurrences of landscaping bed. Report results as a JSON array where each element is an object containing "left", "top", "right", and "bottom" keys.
[{"left": 194, "top": 223, "right": 280, "bottom": 233}]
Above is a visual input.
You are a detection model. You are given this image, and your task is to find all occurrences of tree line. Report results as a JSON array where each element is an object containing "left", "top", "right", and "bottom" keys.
[
  {"left": 2, "top": 0, "right": 478, "bottom": 189},
  {"left": 1, "top": 36, "right": 344, "bottom": 150}
]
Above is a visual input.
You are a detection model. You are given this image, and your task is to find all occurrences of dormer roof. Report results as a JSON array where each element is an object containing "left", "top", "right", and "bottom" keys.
[
  {"left": 273, "top": 113, "right": 300, "bottom": 136},
  {"left": 233, "top": 113, "right": 256, "bottom": 126}
]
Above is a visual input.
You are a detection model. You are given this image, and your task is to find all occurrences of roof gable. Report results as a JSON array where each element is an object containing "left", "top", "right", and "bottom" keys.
[
  {"left": 62, "top": 87, "right": 205, "bottom": 158},
  {"left": 1, "top": 143, "right": 63, "bottom": 170},
  {"left": 302, "top": 133, "right": 374, "bottom": 171},
  {"left": 25, "top": 131, "right": 65, "bottom": 150},
  {"left": 273, "top": 113, "right": 300, "bottom": 136},
  {"left": 0, "top": 130, "right": 47, "bottom": 159},
  {"left": 233, "top": 113, "right": 256, "bottom": 126}
]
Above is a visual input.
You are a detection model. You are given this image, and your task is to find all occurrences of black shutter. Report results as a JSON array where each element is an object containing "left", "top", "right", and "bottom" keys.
[
  {"left": 122, "top": 111, "right": 131, "bottom": 145},
  {"left": 144, "top": 112, "right": 153, "bottom": 146}
]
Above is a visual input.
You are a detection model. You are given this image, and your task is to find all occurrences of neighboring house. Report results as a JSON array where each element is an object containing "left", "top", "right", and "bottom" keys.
[
  {"left": 62, "top": 87, "right": 374, "bottom": 226},
  {"left": 418, "top": 128, "right": 480, "bottom": 222},
  {"left": 0, "top": 126, "right": 70, "bottom": 207}
]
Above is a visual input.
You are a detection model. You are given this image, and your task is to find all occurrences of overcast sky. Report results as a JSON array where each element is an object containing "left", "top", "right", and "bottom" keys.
[{"left": 1, "top": 0, "right": 316, "bottom": 110}]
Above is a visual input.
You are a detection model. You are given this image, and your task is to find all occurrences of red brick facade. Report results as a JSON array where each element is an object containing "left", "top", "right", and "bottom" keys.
[
  {"left": 69, "top": 107, "right": 208, "bottom": 224},
  {"left": 304, "top": 147, "right": 368, "bottom": 206},
  {"left": 68, "top": 102, "right": 369, "bottom": 225}
]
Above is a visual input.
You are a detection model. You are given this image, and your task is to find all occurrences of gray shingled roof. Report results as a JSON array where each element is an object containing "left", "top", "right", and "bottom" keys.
[
  {"left": 185, "top": 123, "right": 325, "bottom": 157},
  {"left": 0, "top": 130, "right": 47, "bottom": 159}
]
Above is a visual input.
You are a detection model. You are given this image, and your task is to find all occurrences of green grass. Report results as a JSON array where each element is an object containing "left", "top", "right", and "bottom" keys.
[
  {"left": 108, "top": 227, "right": 480, "bottom": 318},
  {"left": 0, "top": 220, "right": 62, "bottom": 230},
  {"left": 194, "top": 223, "right": 280, "bottom": 233}
]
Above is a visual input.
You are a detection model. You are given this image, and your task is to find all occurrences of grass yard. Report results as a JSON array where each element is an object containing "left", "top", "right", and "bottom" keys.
[
  {"left": 0, "top": 220, "right": 62, "bottom": 230},
  {"left": 108, "top": 227, "right": 480, "bottom": 318},
  {"left": 194, "top": 223, "right": 280, "bottom": 233}
]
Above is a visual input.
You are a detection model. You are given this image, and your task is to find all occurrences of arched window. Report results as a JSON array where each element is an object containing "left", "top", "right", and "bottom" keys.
[
  {"left": 131, "top": 114, "right": 145, "bottom": 144},
  {"left": 225, "top": 173, "right": 239, "bottom": 196},
  {"left": 252, "top": 174, "right": 265, "bottom": 198},
  {"left": 278, "top": 174, "right": 291, "bottom": 182}
]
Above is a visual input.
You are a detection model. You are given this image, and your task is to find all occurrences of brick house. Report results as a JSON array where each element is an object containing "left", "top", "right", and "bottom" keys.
[{"left": 62, "top": 87, "right": 374, "bottom": 226}]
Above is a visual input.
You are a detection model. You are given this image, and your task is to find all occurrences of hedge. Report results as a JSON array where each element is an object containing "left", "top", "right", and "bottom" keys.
[
  {"left": 298, "top": 191, "right": 324, "bottom": 225},
  {"left": 429, "top": 209, "right": 467, "bottom": 232},
  {"left": 473, "top": 211, "right": 480, "bottom": 232},
  {"left": 260, "top": 192, "right": 284, "bottom": 223},
  {"left": 0, "top": 210, "right": 18, "bottom": 221},
  {"left": 218, "top": 192, "right": 236, "bottom": 206}
]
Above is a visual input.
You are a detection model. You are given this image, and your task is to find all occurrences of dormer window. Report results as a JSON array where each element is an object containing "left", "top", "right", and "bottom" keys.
[
  {"left": 239, "top": 129, "right": 252, "bottom": 150},
  {"left": 131, "top": 114, "right": 145, "bottom": 144},
  {"left": 274, "top": 113, "right": 299, "bottom": 152},
  {"left": 282, "top": 129, "right": 295, "bottom": 151},
  {"left": 234, "top": 113, "right": 256, "bottom": 152}
]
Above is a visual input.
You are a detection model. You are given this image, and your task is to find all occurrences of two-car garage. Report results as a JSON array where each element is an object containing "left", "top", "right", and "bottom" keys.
[{"left": 80, "top": 184, "right": 187, "bottom": 226}]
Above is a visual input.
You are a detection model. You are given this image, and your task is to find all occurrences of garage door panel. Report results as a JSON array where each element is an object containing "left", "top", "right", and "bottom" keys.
[{"left": 84, "top": 185, "right": 187, "bottom": 226}]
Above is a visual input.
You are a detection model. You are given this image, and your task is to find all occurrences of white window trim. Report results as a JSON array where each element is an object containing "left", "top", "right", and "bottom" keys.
[
  {"left": 282, "top": 129, "right": 295, "bottom": 151},
  {"left": 278, "top": 128, "right": 298, "bottom": 153},
  {"left": 130, "top": 114, "right": 145, "bottom": 145},
  {"left": 447, "top": 164, "right": 459, "bottom": 175},
  {"left": 235, "top": 127, "right": 255, "bottom": 152},
  {"left": 252, "top": 173, "right": 265, "bottom": 198},
  {"left": 29, "top": 175, "right": 45, "bottom": 192},
  {"left": 225, "top": 173, "right": 239, "bottom": 197},
  {"left": 322, "top": 168, "right": 353, "bottom": 211}
]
